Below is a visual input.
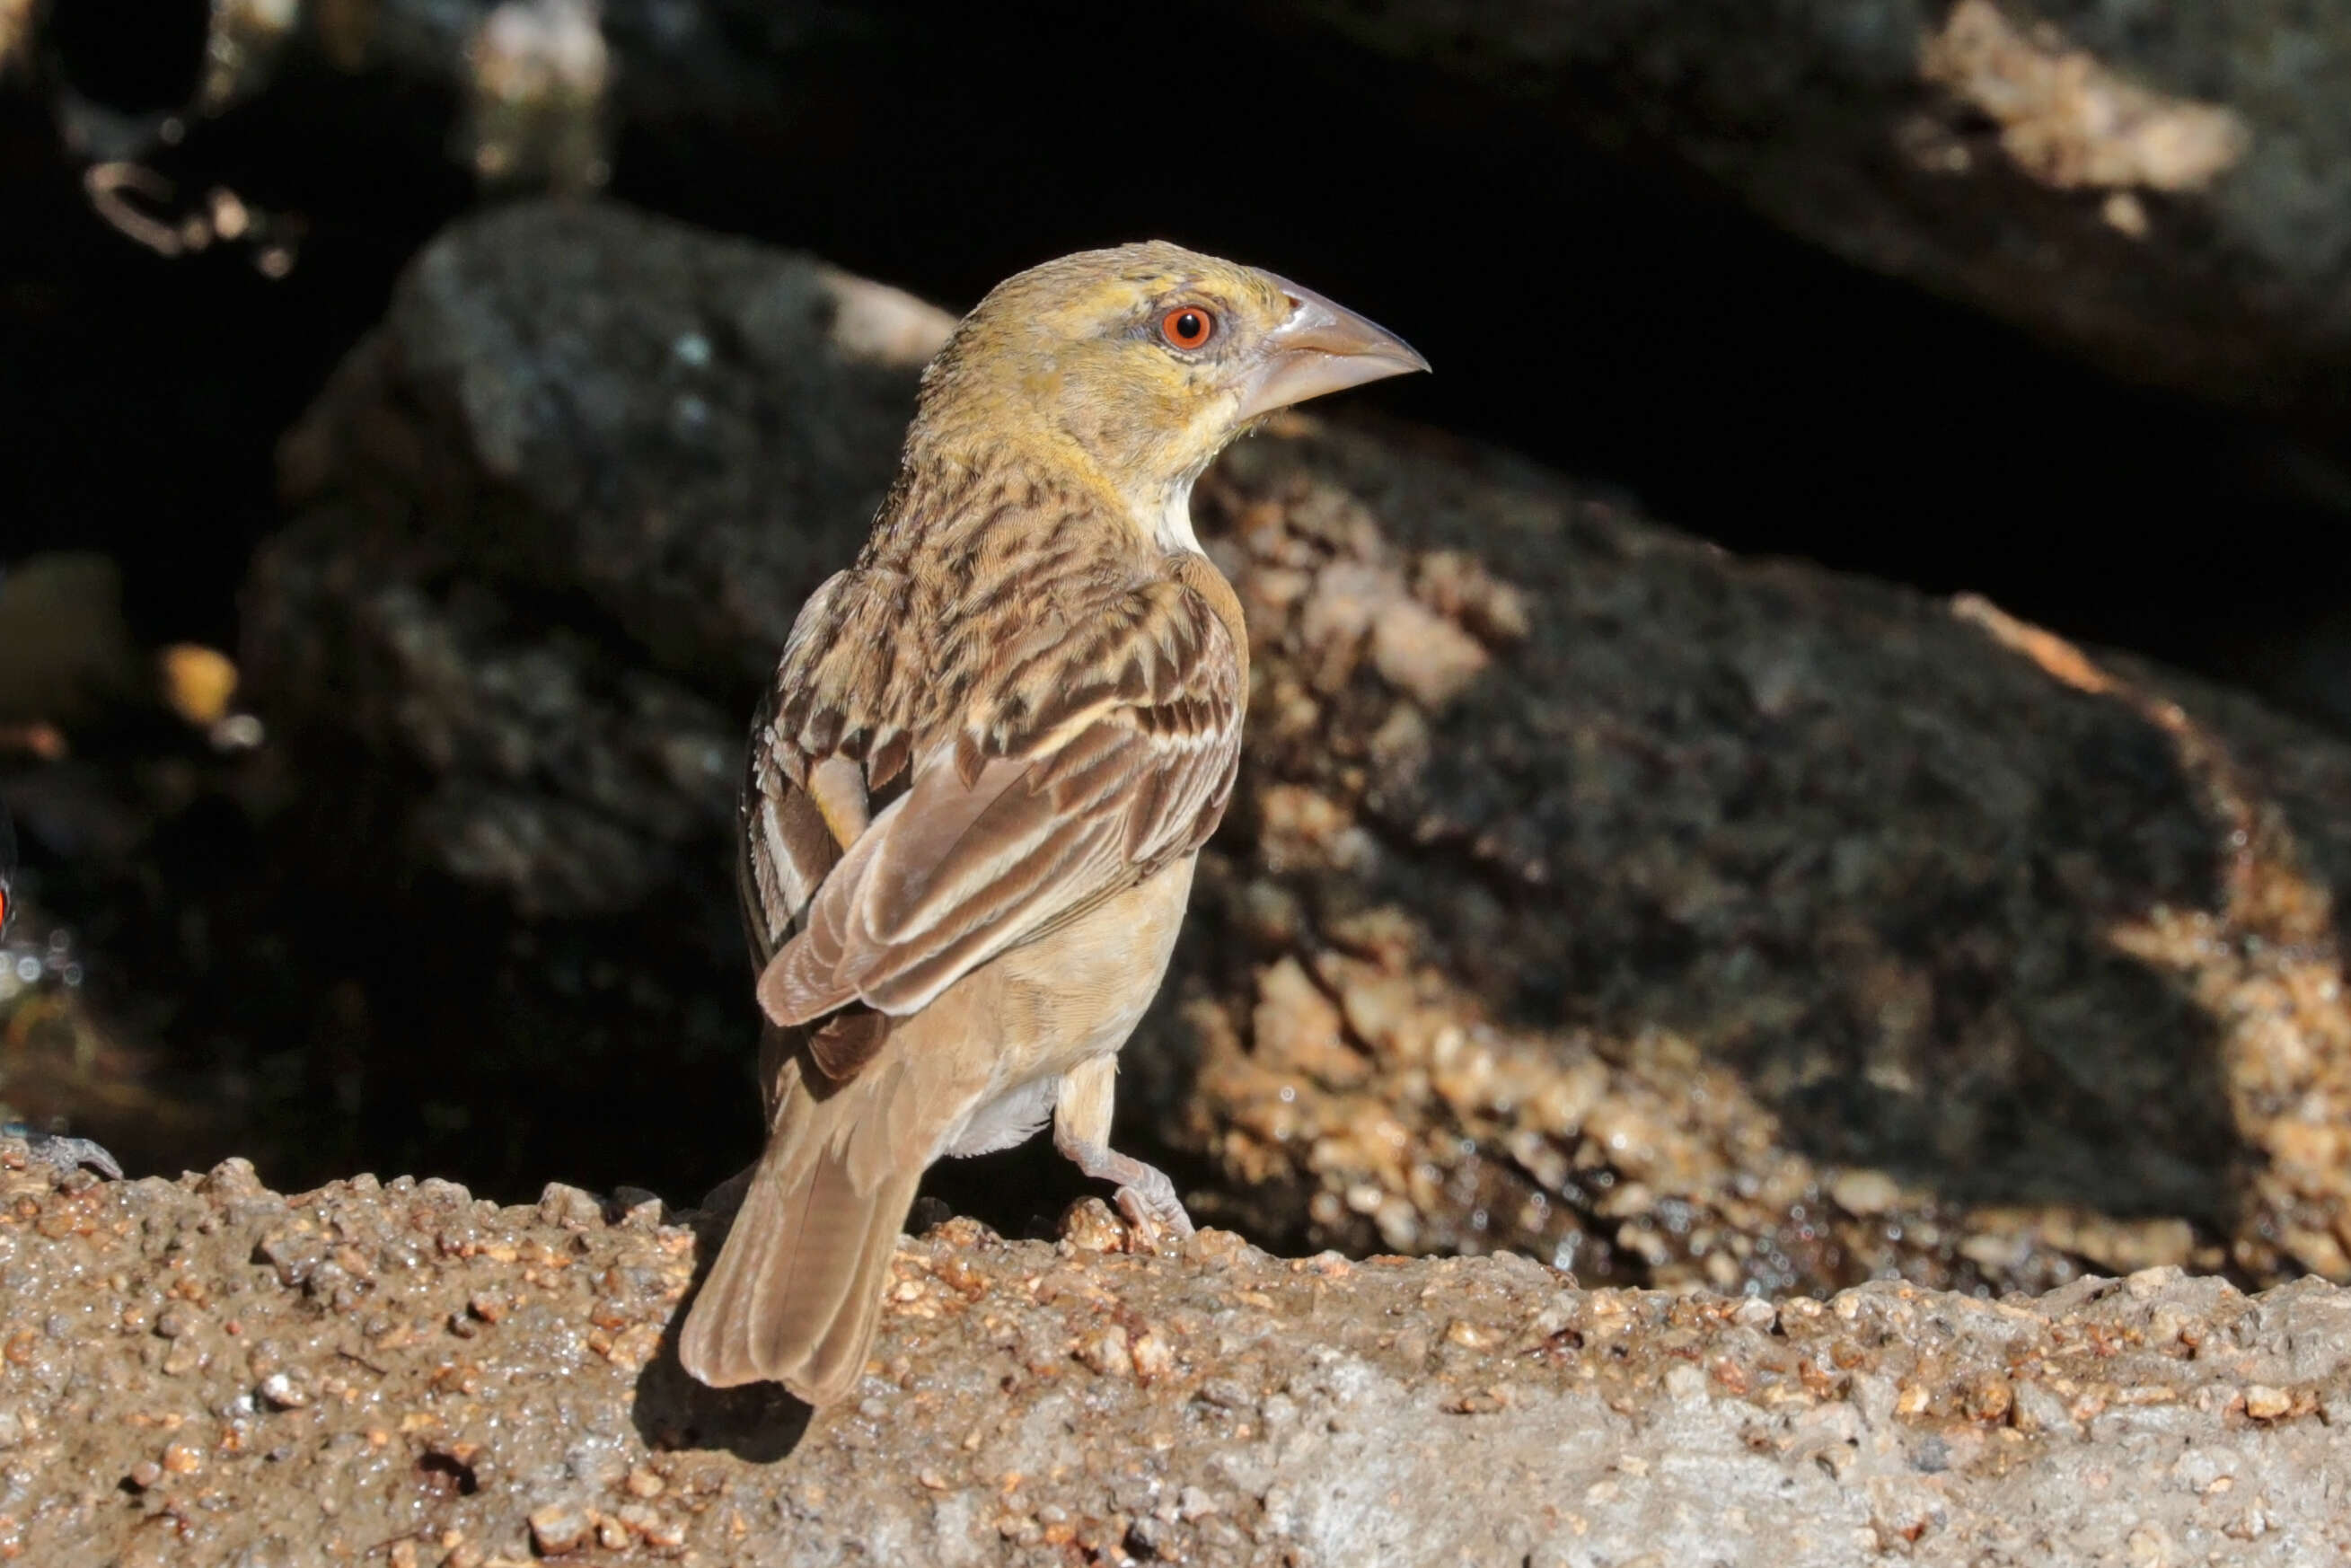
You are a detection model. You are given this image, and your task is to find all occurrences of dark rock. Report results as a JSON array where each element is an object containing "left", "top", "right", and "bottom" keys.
[
  {"left": 66, "top": 0, "right": 2351, "bottom": 427},
  {"left": 235, "top": 200, "right": 951, "bottom": 1196},
  {"left": 1285, "top": 0, "right": 2351, "bottom": 427},
  {"left": 263, "top": 196, "right": 947, "bottom": 718},
  {"left": 242, "top": 198, "right": 2351, "bottom": 1299}
]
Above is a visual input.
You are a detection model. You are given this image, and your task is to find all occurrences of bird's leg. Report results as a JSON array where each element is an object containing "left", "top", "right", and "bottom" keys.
[
  {"left": 4, "top": 1123, "right": 122, "bottom": 1180},
  {"left": 1052, "top": 1056, "right": 1193, "bottom": 1240}
]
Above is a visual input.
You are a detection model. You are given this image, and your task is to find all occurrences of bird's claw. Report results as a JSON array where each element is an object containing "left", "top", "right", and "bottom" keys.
[
  {"left": 4, "top": 1124, "right": 123, "bottom": 1181},
  {"left": 1113, "top": 1169, "right": 1195, "bottom": 1252},
  {"left": 1058, "top": 1130, "right": 1195, "bottom": 1249}
]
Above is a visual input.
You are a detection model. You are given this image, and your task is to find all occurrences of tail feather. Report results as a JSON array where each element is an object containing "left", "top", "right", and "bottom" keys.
[
  {"left": 795, "top": 1166, "right": 923, "bottom": 1398},
  {"left": 680, "top": 1071, "right": 923, "bottom": 1404}
]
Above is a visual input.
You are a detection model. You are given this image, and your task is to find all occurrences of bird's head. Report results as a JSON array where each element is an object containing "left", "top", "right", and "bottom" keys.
[{"left": 911, "top": 242, "right": 1426, "bottom": 538}]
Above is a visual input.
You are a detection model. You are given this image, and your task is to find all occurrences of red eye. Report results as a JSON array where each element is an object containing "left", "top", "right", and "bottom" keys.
[{"left": 1160, "top": 306, "right": 1215, "bottom": 350}]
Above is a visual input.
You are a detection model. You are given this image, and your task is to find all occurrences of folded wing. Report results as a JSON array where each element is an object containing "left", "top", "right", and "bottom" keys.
[{"left": 755, "top": 576, "right": 1242, "bottom": 1028}]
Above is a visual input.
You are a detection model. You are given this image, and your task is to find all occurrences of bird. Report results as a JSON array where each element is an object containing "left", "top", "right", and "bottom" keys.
[{"left": 676, "top": 242, "right": 1426, "bottom": 1403}]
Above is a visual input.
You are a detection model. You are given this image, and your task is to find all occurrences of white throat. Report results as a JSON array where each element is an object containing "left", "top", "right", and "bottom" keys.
[{"left": 1150, "top": 479, "right": 1203, "bottom": 555}]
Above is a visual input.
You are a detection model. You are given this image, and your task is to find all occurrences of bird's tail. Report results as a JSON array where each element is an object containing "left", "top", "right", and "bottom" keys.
[{"left": 679, "top": 1054, "right": 923, "bottom": 1404}]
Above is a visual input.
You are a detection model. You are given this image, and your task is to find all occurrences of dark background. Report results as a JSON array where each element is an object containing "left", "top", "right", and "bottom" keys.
[{"left": 12, "top": 4, "right": 2347, "bottom": 717}]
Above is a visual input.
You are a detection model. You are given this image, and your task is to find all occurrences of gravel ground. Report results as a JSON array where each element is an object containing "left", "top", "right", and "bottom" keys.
[{"left": 3, "top": 1139, "right": 2347, "bottom": 1566}]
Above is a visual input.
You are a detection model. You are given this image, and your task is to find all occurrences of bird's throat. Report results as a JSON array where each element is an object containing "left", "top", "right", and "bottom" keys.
[{"left": 1147, "top": 480, "right": 1204, "bottom": 557}]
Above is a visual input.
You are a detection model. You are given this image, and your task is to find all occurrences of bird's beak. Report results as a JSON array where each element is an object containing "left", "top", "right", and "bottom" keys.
[{"left": 1238, "top": 277, "right": 1430, "bottom": 420}]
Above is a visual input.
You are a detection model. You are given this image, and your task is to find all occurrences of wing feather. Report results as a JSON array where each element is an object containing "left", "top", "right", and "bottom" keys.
[{"left": 755, "top": 576, "right": 1241, "bottom": 1027}]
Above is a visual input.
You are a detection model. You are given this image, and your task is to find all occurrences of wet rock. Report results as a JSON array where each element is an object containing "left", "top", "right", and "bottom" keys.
[
  {"left": 0, "top": 1151, "right": 2347, "bottom": 1564},
  {"left": 240, "top": 199, "right": 2351, "bottom": 1298},
  {"left": 1287, "top": 0, "right": 2351, "bottom": 428}
]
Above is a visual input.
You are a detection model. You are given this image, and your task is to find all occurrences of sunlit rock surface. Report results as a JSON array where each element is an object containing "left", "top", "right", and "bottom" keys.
[{"left": 4, "top": 1145, "right": 2348, "bottom": 1565}]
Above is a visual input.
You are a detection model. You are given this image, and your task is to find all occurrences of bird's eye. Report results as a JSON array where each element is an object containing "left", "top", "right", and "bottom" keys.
[{"left": 1159, "top": 306, "right": 1215, "bottom": 350}]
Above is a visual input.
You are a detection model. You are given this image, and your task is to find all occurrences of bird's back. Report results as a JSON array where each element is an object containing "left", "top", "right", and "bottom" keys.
[{"left": 738, "top": 448, "right": 1221, "bottom": 957}]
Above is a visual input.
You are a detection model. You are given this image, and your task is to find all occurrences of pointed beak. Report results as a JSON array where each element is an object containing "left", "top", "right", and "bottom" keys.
[{"left": 1238, "top": 276, "right": 1430, "bottom": 420}]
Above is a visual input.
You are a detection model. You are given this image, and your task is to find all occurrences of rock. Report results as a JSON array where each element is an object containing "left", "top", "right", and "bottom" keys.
[
  {"left": 1162, "top": 420, "right": 2351, "bottom": 1294},
  {"left": 51, "top": 0, "right": 2351, "bottom": 429},
  {"left": 253, "top": 199, "right": 947, "bottom": 921},
  {"left": 1286, "top": 0, "right": 2351, "bottom": 427},
  {"left": 265, "top": 198, "right": 947, "bottom": 711},
  {"left": 1828, "top": 1168, "right": 1904, "bottom": 1219},
  {"left": 1, "top": 1150, "right": 2347, "bottom": 1564},
  {"left": 240, "top": 198, "right": 2351, "bottom": 1297},
  {"left": 2243, "top": 1384, "right": 2292, "bottom": 1421},
  {"left": 235, "top": 199, "right": 951, "bottom": 1194}
]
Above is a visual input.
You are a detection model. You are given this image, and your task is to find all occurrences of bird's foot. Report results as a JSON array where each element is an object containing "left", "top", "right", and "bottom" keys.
[
  {"left": 1056, "top": 1108, "right": 1196, "bottom": 1251},
  {"left": 1113, "top": 1185, "right": 1195, "bottom": 1255},
  {"left": 1101, "top": 1157, "right": 1194, "bottom": 1253},
  {"left": 1113, "top": 1169, "right": 1194, "bottom": 1239},
  {"left": 4, "top": 1123, "right": 123, "bottom": 1181}
]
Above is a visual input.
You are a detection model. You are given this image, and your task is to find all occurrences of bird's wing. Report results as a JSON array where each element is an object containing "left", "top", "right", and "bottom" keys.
[
  {"left": 736, "top": 570, "right": 855, "bottom": 970},
  {"left": 753, "top": 574, "right": 1243, "bottom": 1027}
]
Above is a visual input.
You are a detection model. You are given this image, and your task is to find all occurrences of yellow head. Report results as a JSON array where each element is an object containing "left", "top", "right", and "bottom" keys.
[{"left": 911, "top": 242, "right": 1426, "bottom": 536}]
